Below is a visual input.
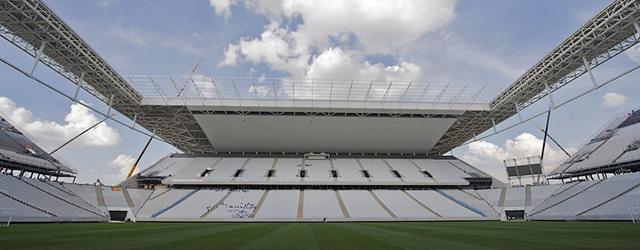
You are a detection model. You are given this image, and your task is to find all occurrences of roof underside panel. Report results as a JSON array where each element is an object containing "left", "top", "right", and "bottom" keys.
[{"left": 193, "top": 113, "right": 458, "bottom": 154}]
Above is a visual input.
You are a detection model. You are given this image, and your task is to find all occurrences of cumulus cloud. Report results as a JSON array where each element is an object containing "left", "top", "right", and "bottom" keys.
[
  {"left": 0, "top": 97, "right": 120, "bottom": 149},
  {"left": 215, "top": 0, "right": 458, "bottom": 81},
  {"left": 305, "top": 48, "right": 421, "bottom": 80},
  {"left": 219, "top": 44, "right": 240, "bottom": 67},
  {"left": 214, "top": 0, "right": 456, "bottom": 53},
  {"left": 626, "top": 44, "right": 640, "bottom": 63},
  {"left": 105, "top": 154, "right": 136, "bottom": 183},
  {"left": 218, "top": 23, "right": 309, "bottom": 74},
  {"left": 460, "top": 133, "right": 573, "bottom": 184},
  {"left": 284, "top": 0, "right": 456, "bottom": 53},
  {"left": 602, "top": 92, "right": 627, "bottom": 108},
  {"left": 248, "top": 85, "right": 271, "bottom": 98},
  {"left": 218, "top": 24, "right": 424, "bottom": 80},
  {"left": 209, "top": 0, "right": 240, "bottom": 19}
]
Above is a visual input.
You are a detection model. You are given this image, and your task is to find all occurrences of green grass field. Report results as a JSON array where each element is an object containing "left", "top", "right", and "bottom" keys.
[{"left": 1, "top": 221, "right": 639, "bottom": 249}]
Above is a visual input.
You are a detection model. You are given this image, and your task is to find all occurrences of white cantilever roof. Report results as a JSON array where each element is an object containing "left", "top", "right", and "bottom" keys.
[
  {"left": 1, "top": 0, "right": 639, "bottom": 154},
  {"left": 129, "top": 76, "right": 494, "bottom": 111}
]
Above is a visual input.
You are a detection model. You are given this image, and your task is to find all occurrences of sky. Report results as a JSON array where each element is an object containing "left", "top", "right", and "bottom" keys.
[{"left": 1, "top": 0, "right": 639, "bottom": 185}]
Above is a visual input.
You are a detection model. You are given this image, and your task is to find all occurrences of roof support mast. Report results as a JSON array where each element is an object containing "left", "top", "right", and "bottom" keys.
[
  {"left": 49, "top": 114, "right": 115, "bottom": 155},
  {"left": 29, "top": 41, "right": 45, "bottom": 75},
  {"left": 126, "top": 130, "right": 155, "bottom": 180}
]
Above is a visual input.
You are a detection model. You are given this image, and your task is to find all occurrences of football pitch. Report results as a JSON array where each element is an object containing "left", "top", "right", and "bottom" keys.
[{"left": 1, "top": 221, "right": 639, "bottom": 249}]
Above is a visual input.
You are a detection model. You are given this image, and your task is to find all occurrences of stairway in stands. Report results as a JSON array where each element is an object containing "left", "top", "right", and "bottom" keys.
[
  {"left": 369, "top": 190, "right": 397, "bottom": 218},
  {"left": 95, "top": 186, "right": 106, "bottom": 207},
  {"left": 335, "top": 190, "right": 351, "bottom": 218},
  {"left": 249, "top": 190, "right": 270, "bottom": 218},
  {"left": 497, "top": 188, "right": 507, "bottom": 207},
  {"left": 297, "top": 190, "right": 304, "bottom": 218},
  {"left": 524, "top": 185, "right": 532, "bottom": 207},
  {"left": 121, "top": 188, "right": 136, "bottom": 208}
]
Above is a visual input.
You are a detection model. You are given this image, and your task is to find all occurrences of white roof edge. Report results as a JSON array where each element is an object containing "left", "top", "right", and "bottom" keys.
[{"left": 141, "top": 98, "right": 490, "bottom": 112}]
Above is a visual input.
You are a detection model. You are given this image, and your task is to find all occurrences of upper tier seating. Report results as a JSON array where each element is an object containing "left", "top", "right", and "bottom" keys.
[{"left": 156, "top": 156, "right": 480, "bottom": 186}]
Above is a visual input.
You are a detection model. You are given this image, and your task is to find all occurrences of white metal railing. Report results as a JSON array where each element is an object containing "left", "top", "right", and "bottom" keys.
[
  {"left": 629, "top": 207, "right": 640, "bottom": 223},
  {"left": 127, "top": 76, "right": 500, "bottom": 107},
  {"left": 0, "top": 208, "right": 14, "bottom": 226},
  {"left": 552, "top": 154, "right": 640, "bottom": 175}
]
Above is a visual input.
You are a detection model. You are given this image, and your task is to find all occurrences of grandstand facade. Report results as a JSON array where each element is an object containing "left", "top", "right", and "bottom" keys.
[
  {"left": 0, "top": 116, "right": 75, "bottom": 179},
  {"left": 4, "top": 168, "right": 640, "bottom": 222},
  {"left": 1, "top": 0, "right": 640, "bottom": 223},
  {"left": 550, "top": 109, "right": 640, "bottom": 180}
]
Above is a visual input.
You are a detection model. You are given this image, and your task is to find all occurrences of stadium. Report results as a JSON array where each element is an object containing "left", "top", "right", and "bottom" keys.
[{"left": 1, "top": 0, "right": 640, "bottom": 248}]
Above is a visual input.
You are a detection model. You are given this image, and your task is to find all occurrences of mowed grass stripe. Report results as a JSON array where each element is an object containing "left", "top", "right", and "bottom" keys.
[
  {"left": 336, "top": 223, "right": 493, "bottom": 250},
  {"left": 367, "top": 222, "right": 640, "bottom": 249},
  {"left": 236, "top": 223, "right": 317, "bottom": 249},
  {"left": 364, "top": 222, "right": 543, "bottom": 249},
  {"left": 359, "top": 222, "right": 560, "bottom": 249},
  {"left": 0, "top": 223, "right": 271, "bottom": 250},
  {"left": 1, "top": 222, "right": 639, "bottom": 249}
]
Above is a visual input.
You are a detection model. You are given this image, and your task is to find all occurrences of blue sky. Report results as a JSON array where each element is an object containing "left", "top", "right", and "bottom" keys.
[{"left": 1, "top": 0, "right": 639, "bottom": 185}]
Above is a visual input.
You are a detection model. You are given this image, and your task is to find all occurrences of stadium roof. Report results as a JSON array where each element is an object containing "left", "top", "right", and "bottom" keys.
[{"left": 1, "top": 0, "right": 639, "bottom": 154}]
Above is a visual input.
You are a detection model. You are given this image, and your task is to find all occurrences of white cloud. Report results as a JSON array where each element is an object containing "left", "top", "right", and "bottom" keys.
[
  {"left": 242, "top": 0, "right": 285, "bottom": 19},
  {"left": 213, "top": 0, "right": 458, "bottom": 53},
  {"left": 211, "top": 0, "right": 285, "bottom": 20},
  {"left": 305, "top": 47, "right": 421, "bottom": 80},
  {"left": 279, "top": 0, "right": 457, "bottom": 54},
  {"left": 219, "top": 23, "right": 309, "bottom": 74},
  {"left": 460, "top": 133, "right": 573, "bottom": 184},
  {"left": 602, "top": 92, "right": 627, "bottom": 108},
  {"left": 0, "top": 97, "right": 120, "bottom": 149},
  {"left": 220, "top": 27, "right": 423, "bottom": 81},
  {"left": 190, "top": 74, "right": 218, "bottom": 98},
  {"left": 219, "top": 44, "right": 240, "bottom": 67},
  {"left": 105, "top": 154, "right": 136, "bottom": 183},
  {"left": 215, "top": 0, "right": 457, "bottom": 81},
  {"left": 209, "top": 0, "right": 240, "bottom": 19},
  {"left": 272, "top": 48, "right": 422, "bottom": 100},
  {"left": 248, "top": 85, "right": 270, "bottom": 98},
  {"left": 626, "top": 44, "right": 640, "bottom": 63}
]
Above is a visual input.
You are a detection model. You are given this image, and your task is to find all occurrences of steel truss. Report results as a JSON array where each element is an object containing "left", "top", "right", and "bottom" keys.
[
  {"left": 0, "top": 0, "right": 213, "bottom": 152},
  {"left": 430, "top": 0, "right": 640, "bottom": 155},
  {"left": 1, "top": 0, "right": 639, "bottom": 154}
]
